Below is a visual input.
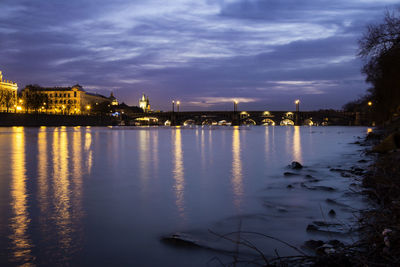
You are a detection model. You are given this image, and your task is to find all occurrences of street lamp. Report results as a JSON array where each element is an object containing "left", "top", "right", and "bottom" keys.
[
  {"left": 233, "top": 100, "right": 238, "bottom": 112},
  {"left": 368, "top": 101, "right": 372, "bottom": 106},
  {"left": 172, "top": 100, "right": 175, "bottom": 113},
  {"left": 295, "top": 99, "right": 300, "bottom": 112},
  {"left": 86, "top": 105, "right": 91, "bottom": 115},
  {"left": 177, "top": 101, "right": 180, "bottom": 112}
]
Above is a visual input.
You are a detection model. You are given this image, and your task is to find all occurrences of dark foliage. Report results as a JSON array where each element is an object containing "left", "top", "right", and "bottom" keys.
[{"left": 357, "top": 9, "right": 400, "bottom": 124}]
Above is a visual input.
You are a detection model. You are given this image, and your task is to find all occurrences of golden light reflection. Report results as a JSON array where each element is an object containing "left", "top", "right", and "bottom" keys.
[
  {"left": 232, "top": 126, "right": 243, "bottom": 211},
  {"left": 265, "top": 126, "right": 270, "bottom": 159},
  {"left": 173, "top": 128, "right": 185, "bottom": 219},
  {"left": 53, "top": 128, "right": 72, "bottom": 251},
  {"left": 200, "top": 129, "right": 206, "bottom": 170},
  {"left": 139, "top": 130, "right": 150, "bottom": 187},
  {"left": 152, "top": 130, "right": 159, "bottom": 176},
  {"left": 293, "top": 126, "right": 302, "bottom": 163},
  {"left": 10, "top": 127, "right": 33, "bottom": 264},
  {"left": 38, "top": 127, "right": 49, "bottom": 229},
  {"left": 72, "top": 127, "right": 83, "bottom": 215},
  {"left": 367, "top": 128, "right": 373, "bottom": 133},
  {"left": 84, "top": 127, "right": 93, "bottom": 173}
]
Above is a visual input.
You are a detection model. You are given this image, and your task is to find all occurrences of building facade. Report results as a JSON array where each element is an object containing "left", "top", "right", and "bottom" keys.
[
  {"left": 139, "top": 93, "right": 150, "bottom": 112},
  {"left": 0, "top": 71, "right": 18, "bottom": 112},
  {"left": 20, "top": 84, "right": 112, "bottom": 114}
]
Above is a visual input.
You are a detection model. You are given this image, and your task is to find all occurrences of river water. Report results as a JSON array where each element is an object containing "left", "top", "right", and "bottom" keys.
[{"left": 0, "top": 126, "right": 370, "bottom": 266}]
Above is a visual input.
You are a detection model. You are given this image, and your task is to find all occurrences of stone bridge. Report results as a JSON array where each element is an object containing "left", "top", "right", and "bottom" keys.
[{"left": 123, "top": 110, "right": 362, "bottom": 126}]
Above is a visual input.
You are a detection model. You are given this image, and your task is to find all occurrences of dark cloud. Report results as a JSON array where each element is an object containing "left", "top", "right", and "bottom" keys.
[{"left": 0, "top": 0, "right": 397, "bottom": 110}]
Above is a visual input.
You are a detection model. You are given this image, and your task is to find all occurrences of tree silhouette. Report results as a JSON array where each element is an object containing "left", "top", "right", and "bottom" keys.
[{"left": 358, "top": 9, "right": 400, "bottom": 123}]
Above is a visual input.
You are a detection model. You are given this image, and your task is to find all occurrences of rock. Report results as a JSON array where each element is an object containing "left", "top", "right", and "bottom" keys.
[
  {"left": 340, "top": 172, "right": 351, "bottom": 177},
  {"left": 328, "top": 209, "right": 336, "bottom": 217},
  {"left": 315, "top": 186, "right": 335, "bottom": 191},
  {"left": 304, "top": 240, "right": 324, "bottom": 249},
  {"left": 330, "top": 168, "right": 345, "bottom": 172},
  {"left": 284, "top": 172, "right": 298, "bottom": 176},
  {"left": 313, "top": 221, "right": 341, "bottom": 227},
  {"left": 326, "top": 198, "right": 348, "bottom": 207},
  {"left": 306, "top": 224, "right": 319, "bottom": 231},
  {"left": 291, "top": 161, "right": 303, "bottom": 169},
  {"left": 161, "top": 233, "right": 201, "bottom": 248},
  {"left": 277, "top": 207, "right": 288, "bottom": 212},
  {"left": 328, "top": 240, "right": 344, "bottom": 247},
  {"left": 302, "top": 184, "right": 335, "bottom": 191},
  {"left": 372, "top": 132, "right": 400, "bottom": 153}
]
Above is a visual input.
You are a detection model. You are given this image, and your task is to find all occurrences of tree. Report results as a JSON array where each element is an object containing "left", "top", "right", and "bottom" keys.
[
  {"left": 22, "top": 89, "right": 49, "bottom": 113},
  {"left": 358, "top": 9, "right": 400, "bottom": 123},
  {"left": 0, "top": 90, "right": 16, "bottom": 112}
]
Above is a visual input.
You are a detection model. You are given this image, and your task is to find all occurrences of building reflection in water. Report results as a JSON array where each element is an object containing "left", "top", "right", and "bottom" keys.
[
  {"left": 84, "top": 127, "right": 93, "bottom": 173},
  {"left": 38, "top": 127, "right": 49, "bottom": 217},
  {"left": 293, "top": 126, "right": 302, "bottom": 163},
  {"left": 151, "top": 130, "right": 159, "bottom": 178},
  {"left": 72, "top": 127, "right": 84, "bottom": 246},
  {"left": 172, "top": 127, "right": 185, "bottom": 219},
  {"left": 52, "top": 127, "right": 72, "bottom": 253},
  {"left": 139, "top": 130, "right": 150, "bottom": 188},
  {"left": 231, "top": 126, "right": 243, "bottom": 211},
  {"left": 9, "top": 127, "right": 33, "bottom": 264}
]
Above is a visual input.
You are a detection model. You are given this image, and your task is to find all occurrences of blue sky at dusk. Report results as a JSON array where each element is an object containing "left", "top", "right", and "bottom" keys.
[{"left": 0, "top": 0, "right": 398, "bottom": 111}]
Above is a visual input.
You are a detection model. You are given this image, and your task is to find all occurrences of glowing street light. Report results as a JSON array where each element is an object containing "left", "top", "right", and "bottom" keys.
[
  {"left": 177, "top": 101, "right": 180, "bottom": 112},
  {"left": 368, "top": 101, "right": 373, "bottom": 106},
  {"left": 295, "top": 99, "right": 300, "bottom": 112},
  {"left": 233, "top": 100, "right": 238, "bottom": 112},
  {"left": 172, "top": 100, "right": 175, "bottom": 112}
]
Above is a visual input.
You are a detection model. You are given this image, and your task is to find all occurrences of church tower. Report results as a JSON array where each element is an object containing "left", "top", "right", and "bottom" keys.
[{"left": 139, "top": 93, "right": 150, "bottom": 112}]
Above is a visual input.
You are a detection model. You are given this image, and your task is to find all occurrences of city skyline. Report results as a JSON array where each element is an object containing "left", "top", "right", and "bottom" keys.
[{"left": 0, "top": 0, "right": 398, "bottom": 111}]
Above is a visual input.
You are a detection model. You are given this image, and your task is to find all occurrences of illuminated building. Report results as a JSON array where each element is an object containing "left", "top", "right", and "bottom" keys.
[
  {"left": 0, "top": 71, "right": 18, "bottom": 112},
  {"left": 20, "top": 84, "right": 112, "bottom": 114},
  {"left": 110, "top": 92, "right": 119, "bottom": 106},
  {"left": 139, "top": 93, "right": 151, "bottom": 113}
]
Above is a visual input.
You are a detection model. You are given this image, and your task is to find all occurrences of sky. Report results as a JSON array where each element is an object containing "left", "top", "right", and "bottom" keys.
[{"left": 0, "top": 0, "right": 398, "bottom": 111}]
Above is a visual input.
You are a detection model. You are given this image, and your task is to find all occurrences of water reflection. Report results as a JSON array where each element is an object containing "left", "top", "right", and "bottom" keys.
[
  {"left": 139, "top": 130, "right": 150, "bottom": 187},
  {"left": 172, "top": 128, "right": 185, "bottom": 219},
  {"left": 84, "top": 127, "right": 93, "bottom": 173},
  {"left": 293, "top": 126, "right": 302, "bottom": 163},
  {"left": 9, "top": 127, "right": 33, "bottom": 264},
  {"left": 72, "top": 128, "right": 84, "bottom": 246},
  {"left": 38, "top": 127, "right": 50, "bottom": 242},
  {"left": 38, "top": 127, "right": 49, "bottom": 213},
  {"left": 53, "top": 128, "right": 72, "bottom": 253},
  {"left": 231, "top": 127, "right": 243, "bottom": 210}
]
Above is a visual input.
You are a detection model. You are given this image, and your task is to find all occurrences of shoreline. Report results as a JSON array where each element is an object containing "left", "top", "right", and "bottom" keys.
[{"left": 302, "top": 120, "right": 400, "bottom": 266}]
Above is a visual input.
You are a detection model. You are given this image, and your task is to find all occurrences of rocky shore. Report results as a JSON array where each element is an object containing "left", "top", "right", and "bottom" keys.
[{"left": 310, "top": 120, "right": 400, "bottom": 266}]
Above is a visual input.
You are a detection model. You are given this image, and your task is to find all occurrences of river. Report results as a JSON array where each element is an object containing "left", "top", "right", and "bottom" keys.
[{"left": 0, "top": 126, "right": 370, "bottom": 266}]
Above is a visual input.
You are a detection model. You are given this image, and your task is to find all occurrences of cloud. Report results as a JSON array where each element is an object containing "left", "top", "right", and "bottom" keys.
[{"left": 0, "top": 0, "right": 397, "bottom": 110}]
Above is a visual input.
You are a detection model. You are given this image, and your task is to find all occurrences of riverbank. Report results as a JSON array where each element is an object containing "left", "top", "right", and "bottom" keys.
[
  {"left": 308, "top": 119, "right": 400, "bottom": 266},
  {"left": 0, "top": 112, "right": 116, "bottom": 126}
]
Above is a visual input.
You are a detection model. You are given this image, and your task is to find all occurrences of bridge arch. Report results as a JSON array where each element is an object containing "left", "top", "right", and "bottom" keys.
[
  {"left": 262, "top": 111, "right": 272, "bottom": 117},
  {"left": 285, "top": 112, "right": 294, "bottom": 119},
  {"left": 303, "top": 118, "right": 313, "bottom": 126},
  {"left": 261, "top": 118, "right": 276, "bottom": 126},
  {"left": 202, "top": 119, "right": 217, "bottom": 126},
  {"left": 218, "top": 120, "right": 229, "bottom": 126},
  {"left": 240, "top": 111, "right": 249, "bottom": 119},
  {"left": 183, "top": 119, "right": 196, "bottom": 126},
  {"left": 242, "top": 118, "right": 256, "bottom": 125},
  {"left": 280, "top": 119, "right": 294, "bottom": 126},
  {"left": 133, "top": 117, "right": 159, "bottom": 126}
]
